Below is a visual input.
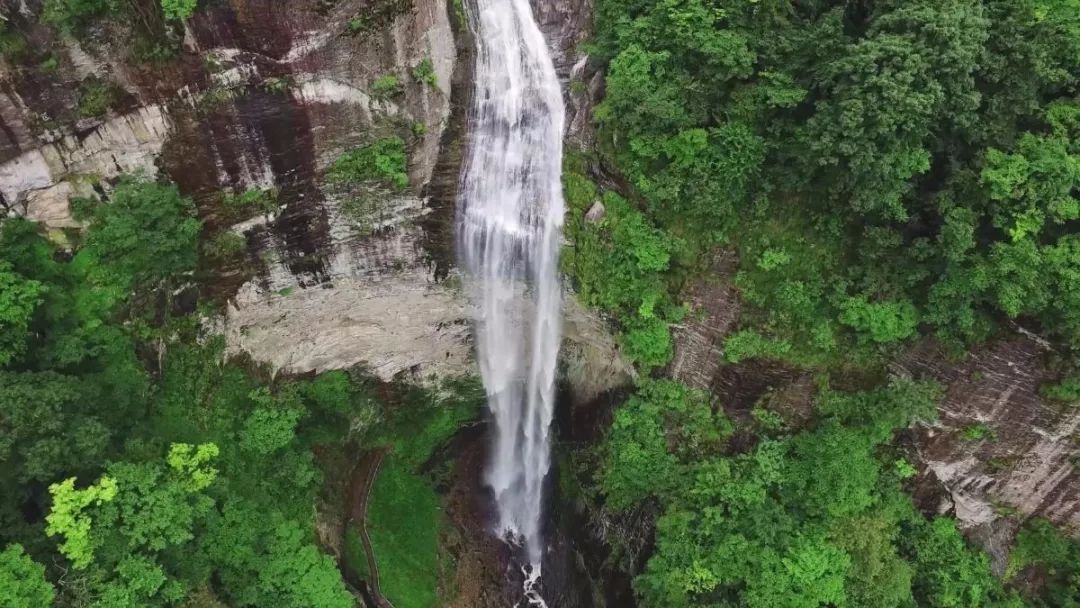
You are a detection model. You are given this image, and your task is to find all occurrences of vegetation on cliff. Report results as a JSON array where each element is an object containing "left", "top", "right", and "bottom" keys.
[
  {"left": 574, "top": 0, "right": 1080, "bottom": 606},
  {"left": 575, "top": 0, "right": 1079, "bottom": 366}
]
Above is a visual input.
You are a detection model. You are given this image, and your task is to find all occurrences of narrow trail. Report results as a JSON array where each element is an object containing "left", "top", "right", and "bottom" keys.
[{"left": 349, "top": 446, "right": 395, "bottom": 608}]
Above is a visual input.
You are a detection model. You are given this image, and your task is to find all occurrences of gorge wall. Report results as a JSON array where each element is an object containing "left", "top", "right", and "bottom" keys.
[{"left": 0, "top": 0, "right": 629, "bottom": 400}]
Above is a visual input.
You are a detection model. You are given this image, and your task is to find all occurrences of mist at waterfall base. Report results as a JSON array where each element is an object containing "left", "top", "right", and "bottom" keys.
[{"left": 456, "top": 0, "right": 566, "bottom": 602}]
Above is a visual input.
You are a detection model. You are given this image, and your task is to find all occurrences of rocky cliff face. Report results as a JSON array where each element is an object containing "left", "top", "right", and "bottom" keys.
[
  {"left": 896, "top": 337, "right": 1080, "bottom": 569},
  {"left": 0, "top": 0, "right": 628, "bottom": 394}
]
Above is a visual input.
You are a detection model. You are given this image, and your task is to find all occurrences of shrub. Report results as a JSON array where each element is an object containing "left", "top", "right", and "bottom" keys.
[
  {"left": 959, "top": 423, "right": 996, "bottom": 442},
  {"left": 838, "top": 296, "right": 919, "bottom": 345},
  {"left": 371, "top": 74, "right": 402, "bottom": 98},
  {"left": 0, "top": 23, "right": 27, "bottom": 60},
  {"left": 261, "top": 77, "right": 289, "bottom": 94},
  {"left": 204, "top": 232, "right": 247, "bottom": 262},
  {"left": 39, "top": 55, "right": 60, "bottom": 72},
  {"left": 1040, "top": 376, "right": 1080, "bottom": 402},
  {"left": 42, "top": 0, "right": 120, "bottom": 32},
  {"left": 327, "top": 137, "right": 409, "bottom": 191},
  {"left": 222, "top": 188, "right": 278, "bottom": 217},
  {"left": 83, "top": 178, "right": 201, "bottom": 290},
  {"left": 160, "top": 0, "right": 196, "bottom": 20},
  {"left": 621, "top": 315, "right": 673, "bottom": 369},
  {"left": 723, "top": 329, "right": 792, "bottom": 364},
  {"left": 411, "top": 57, "right": 437, "bottom": 88},
  {"left": 78, "top": 77, "right": 119, "bottom": 118},
  {"left": 0, "top": 544, "right": 55, "bottom": 607}
]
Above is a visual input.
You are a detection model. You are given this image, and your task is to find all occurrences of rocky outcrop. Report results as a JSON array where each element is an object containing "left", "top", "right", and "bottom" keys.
[
  {"left": 531, "top": 0, "right": 599, "bottom": 147},
  {"left": 226, "top": 266, "right": 473, "bottom": 381},
  {"left": 0, "top": 105, "right": 170, "bottom": 225},
  {"left": 897, "top": 337, "right": 1080, "bottom": 530},
  {"left": 668, "top": 250, "right": 741, "bottom": 391}
]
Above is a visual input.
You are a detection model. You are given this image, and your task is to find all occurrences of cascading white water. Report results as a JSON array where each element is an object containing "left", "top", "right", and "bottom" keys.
[{"left": 456, "top": 0, "right": 565, "bottom": 583}]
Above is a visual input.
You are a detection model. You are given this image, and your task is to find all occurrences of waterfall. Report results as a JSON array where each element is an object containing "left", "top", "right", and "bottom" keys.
[{"left": 457, "top": 0, "right": 565, "bottom": 577}]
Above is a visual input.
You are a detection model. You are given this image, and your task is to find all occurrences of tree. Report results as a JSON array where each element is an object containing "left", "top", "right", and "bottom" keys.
[
  {"left": 0, "top": 262, "right": 42, "bottom": 368},
  {"left": 601, "top": 380, "right": 730, "bottom": 510},
  {"left": 905, "top": 518, "right": 996, "bottom": 607},
  {"left": 798, "top": 0, "right": 988, "bottom": 219},
  {"left": 207, "top": 500, "right": 353, "bottom": 608},
  {"left": 84, "top": 178, "right": 201, "bottom": 292},
  {"left": 45, "top": 444, "right": 219, "bottom": 606},
  {"left": 0, "top": 544, "right": 55, "bottom": 608},
  {"left": 46, "top": 475, "right": 119, "bottom": 569},
  {"left": 606, "top": 379, "right": 953, "bottom": 608}
]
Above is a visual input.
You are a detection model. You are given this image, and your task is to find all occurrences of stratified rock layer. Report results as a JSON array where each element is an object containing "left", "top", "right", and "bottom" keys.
[{"left": 897, "top": 337, "right": 1080, "bottom": 529}]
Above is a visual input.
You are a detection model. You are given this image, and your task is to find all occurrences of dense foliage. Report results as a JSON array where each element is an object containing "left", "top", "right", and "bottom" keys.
[
  {"left": 327, "top": 137, "right": 410, "bottom": 191},
  {"left": 0, "top": 175, "right": 468, "bottom": 607},
  {"left": 563, "top": 156, "right": 684, "bottom": 368},
  {"left": 364, "top": 379, "right": 482, "bottom": 607},
  {"left": 580, "top": 4, "right": 1080, "bottom": 606},
  {"left": 582, "top": 0, "right": 1080, "bottom": 365},
  {"left": 595, "top": 376, "right": 1076, "bottom": 607}
]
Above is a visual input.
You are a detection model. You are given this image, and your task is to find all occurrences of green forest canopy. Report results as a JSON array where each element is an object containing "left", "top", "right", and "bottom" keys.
[
  {"left": 574, "top": 0, "right": 1080, "bottom": 606},
  {"left": 0, "top": 177, "right": 475, "bottom": 607},
  {"left": 567, "top": 0, "right": 1080, "bottom": 369}
]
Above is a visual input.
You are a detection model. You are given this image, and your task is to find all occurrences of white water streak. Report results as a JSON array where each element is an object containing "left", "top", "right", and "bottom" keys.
[{"left": 457, "top": 0, "right": 565, "bottom": 568}]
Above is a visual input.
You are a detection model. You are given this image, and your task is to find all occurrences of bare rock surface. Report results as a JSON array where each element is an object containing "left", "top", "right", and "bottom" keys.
[
  {"left": 531, "top": 0, "right": 599, "bottom": 147},
  {"left": 562, "top": 295, "right": 635, "bottom": 405},
  {"left": 668, "top": 250, "right": 741, "bottom": 390},
  {"left": 897, "top": 337, "right": 1080, "bottom": 529},
  {"left": 227, "top": 269, "right": 473, "bottom": 381},
  {"left": 1, "top": 105, "right": 170, "bottom": 225}
]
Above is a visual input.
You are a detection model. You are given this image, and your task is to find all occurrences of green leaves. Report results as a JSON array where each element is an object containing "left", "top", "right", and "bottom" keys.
[
  {"left": 838, "top": 296, "right": 918, "bottom": 345},
  {"left": 603, "top": 378, "right": 957, "bottom": 608},
  {"left": 905, "top": 518, "right": 995, "bottom": 607},
  {"left": 1004, "top": 517, "right": 1080, "bottom": 604},
  {"left": 45, "top": 475, "right": 118, "bottom": 569},
  {"left": 0, "top": 371, "right": 111, "bottom": 484},
  {"left": 83, "top": 178, "right": 201, "bottom": 292},
  {"left": 591, "top": 0, "right": 1080, "bottom": 362},
  {"left": 0, "top": 544, "right": 55, "bottom": 608},
  {"left": 160, "top": 0, "right": 197, "bottom": 21},
  {"left": 982, "top": 133, "right": 1080, "bottom": 240},
  {"left": 0, "top": 199, "right": 370, "bottom": 606},
  {"left": 601, "top": 380, "right": 731, "bottom": 511},
  {"left": 326, "top": 137, "right": 409, "bottom": 191},
  {"left": 42, "top": 0, "right": 122, "bottom": 32},
  {"left": 239, "top": 401, "right": 302, "bottom": 455},
  {"left": 167, "top": 443, "right": 220, "bottom": 492},
  {"left": 0, "top": 262, "right": 42, "bottom": 368},
  {"left": 255, "top": 522, "right": 352, "bottom": 608},
  {"left": 563, "top": 182, "right": 681, "bottom": 368}
]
